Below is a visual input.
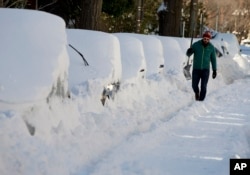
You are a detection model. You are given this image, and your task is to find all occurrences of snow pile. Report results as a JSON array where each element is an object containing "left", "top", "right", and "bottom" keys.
[{"left": 240, "top": 45, "right": 250, "bottom": 62}]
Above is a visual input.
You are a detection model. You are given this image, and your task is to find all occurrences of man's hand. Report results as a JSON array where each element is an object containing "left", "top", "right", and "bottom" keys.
[
  {"left": 186, "top": 48, "right": 193, "bottom": 57},
  {"left": 212, "top": 70, "right": 217, "bottom": 79}
]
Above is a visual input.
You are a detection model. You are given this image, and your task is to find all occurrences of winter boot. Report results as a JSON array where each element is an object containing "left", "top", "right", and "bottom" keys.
[{"left": 195, "top": 93, "right": 200, "bottom": 101}]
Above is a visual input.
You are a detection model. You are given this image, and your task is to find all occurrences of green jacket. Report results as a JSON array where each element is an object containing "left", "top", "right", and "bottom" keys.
[{"left": 191, "top": 40, "right": 217, "bottom": 71}]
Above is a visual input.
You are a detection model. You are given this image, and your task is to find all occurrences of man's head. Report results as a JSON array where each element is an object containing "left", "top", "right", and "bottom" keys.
[{"left": 202, "top": 31, "right": 212, "bottom": 44}]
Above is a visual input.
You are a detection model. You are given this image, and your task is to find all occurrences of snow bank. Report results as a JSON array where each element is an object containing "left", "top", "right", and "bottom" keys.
[
  {"left": 240, "top": 45, "right": 250, "bottom": 60},
  {"left": 0, "top": 8, "right": 69, "bottom": 104}
]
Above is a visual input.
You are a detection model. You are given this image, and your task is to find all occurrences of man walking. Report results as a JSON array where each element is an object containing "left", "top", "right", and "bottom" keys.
[{"left": 186, "top": 31, "right": 217, "bottom": 101}]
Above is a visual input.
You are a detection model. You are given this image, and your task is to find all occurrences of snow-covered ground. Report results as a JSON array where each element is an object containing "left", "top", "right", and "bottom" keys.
[{"left": 1, "top": 8, "right": 250, "bottom": 175}]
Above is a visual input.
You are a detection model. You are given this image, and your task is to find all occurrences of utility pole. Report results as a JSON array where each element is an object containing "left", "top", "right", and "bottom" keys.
[
  {"left": 189, "top": 0, "right": 198, "bottom": 37},
  {"left": 136, "top": 0, "right": 144, "bottom": 33},
  {"left": 215, "top": 5, "right": 219, "bottom": 31},
  {"left": 200, "top": 10, "right": 204, "bottom": 36}
]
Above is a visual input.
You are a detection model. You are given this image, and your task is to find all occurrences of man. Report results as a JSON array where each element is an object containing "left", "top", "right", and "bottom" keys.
[{"left": 186, "top": 31, "right": 217, "bottom": 101}]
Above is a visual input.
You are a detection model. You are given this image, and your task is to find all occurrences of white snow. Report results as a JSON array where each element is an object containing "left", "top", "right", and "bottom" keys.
[
  {"left": 67, "top": 29, "right": 122, "bottom": 88},
  {"left": 157, "top": 2, "right": 167, "bottom": 13},
  {"left": 1, "top": 8, "right": 250, "bottom": 175},
  {"left": 114, "top": 33, "right": 146, "bottom": 81},
  {"left": 0, "top": 8, "right": 69, "bottom": 104},
  {"left": 118, "top": 33, "right": 165, "bottom": 78}
]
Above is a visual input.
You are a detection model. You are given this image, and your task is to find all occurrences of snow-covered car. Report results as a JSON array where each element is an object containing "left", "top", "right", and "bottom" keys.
[
  {"left": 157, "top": 36, "right": 190, "bottom": 77},
  {"left": 113, "top": 33, "right": 146, "bottom": 83},
  {"left": 0, "top": 8, "right": 69, "bottom": 107},
  {"left": 123, "top": 33, "right": 165, "bottom": 79},
  {"left": 215, "top": 33, "right": 241, "bottom": 57},
  {"left": 66, "top": 29, "right": 122, "bottom": 106},
  {"left": 240, "top": 39, "right": 250, "bottom": 47}
]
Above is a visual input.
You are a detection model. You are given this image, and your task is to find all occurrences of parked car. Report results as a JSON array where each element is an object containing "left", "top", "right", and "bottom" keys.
[
  {"left": 67, "top": 29, "right": 122, "bottom": 106},
  {"left": 0, "top": 8, "right": 69, "bottom": 107},
  {"left": 123, "top": 33, "right": 165, "bottom": 78},
  {"left": 114, "top": 33, "right": 147, "bottom": 83}
]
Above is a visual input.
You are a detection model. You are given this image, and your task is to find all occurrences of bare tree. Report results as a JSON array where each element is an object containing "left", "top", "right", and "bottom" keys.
[
  {"left": 202, "top": 0, "right": 250, "bottom": 40},
  {"left": 0, "top": 0, "right": 3, "bottom": 7},
  {"left": 79, "top": 0, "right": 103, "bottom": 30}
]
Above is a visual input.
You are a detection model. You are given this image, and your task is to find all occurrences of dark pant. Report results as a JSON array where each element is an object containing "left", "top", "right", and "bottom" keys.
[{"left": 192, "top": 69, "right": 210, "bottom": 101}]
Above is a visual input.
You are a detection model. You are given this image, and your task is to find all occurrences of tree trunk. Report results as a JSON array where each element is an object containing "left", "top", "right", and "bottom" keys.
[
  {"left": 173, "top": 0, "right": 182, "bottom": 36},
  {"left": 158, "top": 0, "right": 183, "bottom": 36},
  {"left": 79, "top": 0, "right": 103, "bottom": 30},
  {"left": 0, "top": 0, "right": 3, "bottom": 7},
  {"left": 26, "top": 0, "right": 37, "bottom": 9}
]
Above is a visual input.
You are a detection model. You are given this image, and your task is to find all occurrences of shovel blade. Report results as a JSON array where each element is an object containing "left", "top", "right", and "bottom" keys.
[{"left": 183, "top": 64, "right": 192, "bottom": 80}]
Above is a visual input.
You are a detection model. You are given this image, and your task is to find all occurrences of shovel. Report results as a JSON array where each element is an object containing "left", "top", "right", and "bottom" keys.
[
  {"left": 183, "top": 30, "right": 194, "bottom": 80},
  {"left": 183, "top": 57, "right": 192, "bottom": 80}
]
